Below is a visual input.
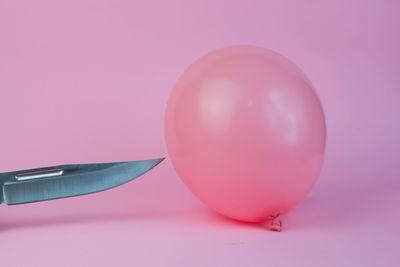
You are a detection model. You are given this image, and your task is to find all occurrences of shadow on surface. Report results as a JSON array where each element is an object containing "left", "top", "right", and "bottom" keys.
[
  {"left": 0, "top": 209, "right": 183, "bottom": 231},
  {"left": 1, "top": 182, "right": 398, "bottom": 232},
  {"left": 185, "top": 181, "right": 400, "bottom": 232},
  {"left": 283, "top": 182, "right": 400, "bottom": 231}
]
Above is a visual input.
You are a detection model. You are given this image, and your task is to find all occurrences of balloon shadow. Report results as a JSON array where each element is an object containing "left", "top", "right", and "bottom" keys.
[
  {"left": 283, "top": 181, "right": 399, "bottom": 231},
  {"left": 1, "top": 181, "right": 397, "bottom": 232},
  {"left": 184, "top": 181, "right": 400, "bottom": 232}
]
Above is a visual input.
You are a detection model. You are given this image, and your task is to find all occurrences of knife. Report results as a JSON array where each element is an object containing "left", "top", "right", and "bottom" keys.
[{"left": 0, "top": 158, "right": 164, "bottom": 205}]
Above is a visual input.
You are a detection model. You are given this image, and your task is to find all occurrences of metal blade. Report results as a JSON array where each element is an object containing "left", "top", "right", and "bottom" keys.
[{"left": 1, "top": 158, "right": 164, "bottom": 205}]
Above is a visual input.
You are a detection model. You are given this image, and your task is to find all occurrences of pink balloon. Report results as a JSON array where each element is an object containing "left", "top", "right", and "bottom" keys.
[{"left": 165, "top": 45, "right": 326, "bottom": 223}]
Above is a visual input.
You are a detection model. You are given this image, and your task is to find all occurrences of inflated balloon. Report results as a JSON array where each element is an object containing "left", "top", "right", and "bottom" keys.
[{"left": 165, "top": 45, "right": 326, "bottom": 227}]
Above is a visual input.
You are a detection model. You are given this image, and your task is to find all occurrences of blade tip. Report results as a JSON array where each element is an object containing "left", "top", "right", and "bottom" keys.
[{"left": 153, "top": 157, "right": 166, "bottom": 165}]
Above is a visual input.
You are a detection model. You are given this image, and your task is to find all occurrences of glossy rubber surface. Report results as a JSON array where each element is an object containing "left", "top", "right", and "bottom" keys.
[{"left": 165, "top": 46, "right": 326, "bottom": 222}]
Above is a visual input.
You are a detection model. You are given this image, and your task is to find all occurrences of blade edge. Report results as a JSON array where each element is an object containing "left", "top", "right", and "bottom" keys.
[{"left": 2, "top": 158, "right": 164, "bottom": 205}]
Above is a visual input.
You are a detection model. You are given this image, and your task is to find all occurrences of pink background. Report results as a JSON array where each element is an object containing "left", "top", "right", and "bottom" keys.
[{"left": 0, "top": 0, "right": 399, "bottom": 266}]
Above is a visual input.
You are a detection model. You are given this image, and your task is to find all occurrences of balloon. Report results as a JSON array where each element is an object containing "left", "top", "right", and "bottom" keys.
[{"left": 165, "top": 45, "right": 326, "bottom": 223}]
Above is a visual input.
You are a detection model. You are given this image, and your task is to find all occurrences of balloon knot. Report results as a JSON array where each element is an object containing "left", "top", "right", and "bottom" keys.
[{"left": 267, "top": 214, "right": 282, "bottom": 232}]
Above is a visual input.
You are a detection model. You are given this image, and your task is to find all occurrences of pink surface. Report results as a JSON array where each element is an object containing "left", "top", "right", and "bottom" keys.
[
  {"left": 165, "top": 45, "right": 326, "bottom": 222},
  {"left": 0, "top": 0, "right": 399, "bottom": 266}
]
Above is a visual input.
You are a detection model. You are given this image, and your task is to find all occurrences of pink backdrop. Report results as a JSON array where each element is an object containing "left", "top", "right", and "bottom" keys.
[{"left": 0, "top": 0, "right": 399, "bottom": 266}]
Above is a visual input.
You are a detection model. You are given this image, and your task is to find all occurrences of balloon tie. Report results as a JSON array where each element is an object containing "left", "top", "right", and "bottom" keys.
[{"left": 268, "top": 214, "right": 282, "bottom": 232}]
